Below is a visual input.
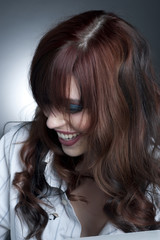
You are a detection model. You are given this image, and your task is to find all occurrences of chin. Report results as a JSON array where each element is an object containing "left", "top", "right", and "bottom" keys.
[
  {"left": 63, "top": 150, "right": 83, "bottom": 157},
  {"left": 62, "top": 146, "right": 85, "bottom": 157}
]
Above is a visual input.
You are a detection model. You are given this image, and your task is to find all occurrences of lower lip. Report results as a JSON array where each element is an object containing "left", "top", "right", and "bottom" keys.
[{"left": 58, "top": 134, "right": 81, "bottom": 146}]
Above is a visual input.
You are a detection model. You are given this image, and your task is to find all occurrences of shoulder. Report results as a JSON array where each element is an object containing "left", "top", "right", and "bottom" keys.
[
  {"left": 2, "top": 122, "right": 31, "bottom": 148},
  {"left": 0, "top": 123, "right": 32, "bottom": 236},
  {"left": 0, "top": 122, "right": 31, "bottom": 169}
]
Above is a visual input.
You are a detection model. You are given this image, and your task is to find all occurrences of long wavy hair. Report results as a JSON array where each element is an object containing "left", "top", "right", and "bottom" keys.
[{"left": 13, "top": 10, "right": 160, "bottom": 239}]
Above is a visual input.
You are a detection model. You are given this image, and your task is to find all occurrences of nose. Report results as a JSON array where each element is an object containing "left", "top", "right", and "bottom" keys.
[{"left": 46, "top": 111, "right": 67, "bottom": 129}]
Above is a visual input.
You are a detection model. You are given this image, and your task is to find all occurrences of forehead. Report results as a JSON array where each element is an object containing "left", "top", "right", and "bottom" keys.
[{"left": 68, "top": 76, "right": 81, "bottom": 100}]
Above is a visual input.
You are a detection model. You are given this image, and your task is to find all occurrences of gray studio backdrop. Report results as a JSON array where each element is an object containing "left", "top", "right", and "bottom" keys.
[{"left": 0, "top": 0, "right": 160, "bottom": 137}]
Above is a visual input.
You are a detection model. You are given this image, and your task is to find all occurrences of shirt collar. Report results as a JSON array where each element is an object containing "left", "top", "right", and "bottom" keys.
[{"left": 44, "top": 152, "right": 67, "bottom": 192}]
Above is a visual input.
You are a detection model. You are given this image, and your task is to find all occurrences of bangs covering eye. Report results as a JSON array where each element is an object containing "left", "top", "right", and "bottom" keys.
[
  {"left": 42, "top": 99, "right": 83, "bottom": 117},
  {"left": 67, "top": 103, "right": 83, "bottom": 114}
]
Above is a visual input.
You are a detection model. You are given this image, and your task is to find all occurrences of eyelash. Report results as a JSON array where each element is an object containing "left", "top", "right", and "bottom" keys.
[
  {"left": 69, "top": 104, "right": 83, "bottom": 114},
  {"left": 43, "top": 104, "right": 83, "bottom": 116}
]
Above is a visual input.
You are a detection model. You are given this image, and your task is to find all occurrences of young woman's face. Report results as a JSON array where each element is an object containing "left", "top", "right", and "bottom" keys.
[{"left": 45, "top": 77, "right": 90, "bottom": 157}]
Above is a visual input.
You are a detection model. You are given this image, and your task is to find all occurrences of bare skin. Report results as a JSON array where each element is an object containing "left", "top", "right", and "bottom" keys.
[{"left": 70, "top": 177, "right": 108, "bottom": 237}]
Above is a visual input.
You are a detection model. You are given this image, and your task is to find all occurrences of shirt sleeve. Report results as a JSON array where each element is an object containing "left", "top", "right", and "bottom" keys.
[{"left": 0, "top": 133, "right": 11, "bottom": 239}]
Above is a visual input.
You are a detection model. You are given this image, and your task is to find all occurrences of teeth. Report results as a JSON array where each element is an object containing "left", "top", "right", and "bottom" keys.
[{"left": 57, "top": 132, "right": 79, "bottom": 141}]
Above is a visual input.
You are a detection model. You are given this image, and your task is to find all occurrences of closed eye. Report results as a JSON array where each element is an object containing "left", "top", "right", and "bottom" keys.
[{"left": 69, "top": 103, "right": 83, "bottom": 114}]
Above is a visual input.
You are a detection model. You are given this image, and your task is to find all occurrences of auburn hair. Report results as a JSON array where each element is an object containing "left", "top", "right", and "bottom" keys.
[{"left": 13, "top": 10, "right": 160, "bottom": 239}]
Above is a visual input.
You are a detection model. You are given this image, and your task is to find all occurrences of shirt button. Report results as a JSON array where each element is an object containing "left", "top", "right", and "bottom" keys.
[{"left": 62, "top": 199, "right": 68, "bottom": 206}]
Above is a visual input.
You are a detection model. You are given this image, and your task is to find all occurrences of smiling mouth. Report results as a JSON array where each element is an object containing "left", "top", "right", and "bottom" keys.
[
  {"left": 57, "top": 132, "right": 81, "bottom": 147},
  {"left": 57, "top": 132, "right": 80, "bottom": 141}
]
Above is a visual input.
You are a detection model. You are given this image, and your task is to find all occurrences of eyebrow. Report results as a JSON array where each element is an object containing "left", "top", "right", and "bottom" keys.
[{"left": 67, "top": 98, "right": 82, "bottom": 104}]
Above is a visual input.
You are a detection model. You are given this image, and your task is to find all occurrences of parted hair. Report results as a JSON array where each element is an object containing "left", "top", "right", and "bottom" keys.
[{"left": 13, "top": 10, "right": 160, "bottom": 239}]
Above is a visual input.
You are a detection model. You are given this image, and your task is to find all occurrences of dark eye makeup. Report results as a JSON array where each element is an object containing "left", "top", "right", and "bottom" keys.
[
  {"left": 42, "top": 99, "right": 83, "bottom": 116},
  {"left": 68, "top": 103, "right": 83, "bottom": 113}
]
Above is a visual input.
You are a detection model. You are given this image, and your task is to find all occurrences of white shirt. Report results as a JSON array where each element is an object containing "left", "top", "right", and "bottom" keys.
[{"left": 0, "top": 124, "right": 159, "bottom": 240}]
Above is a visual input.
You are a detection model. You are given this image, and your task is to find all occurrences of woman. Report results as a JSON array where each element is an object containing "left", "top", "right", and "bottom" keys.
[{"left": 0, "top": 10, "right": 160, "bottom": 240}]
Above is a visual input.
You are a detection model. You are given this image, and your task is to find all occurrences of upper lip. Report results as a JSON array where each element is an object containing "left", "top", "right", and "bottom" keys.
[{"left": 56, "top": 130, "right": 78, "bottom": 135}]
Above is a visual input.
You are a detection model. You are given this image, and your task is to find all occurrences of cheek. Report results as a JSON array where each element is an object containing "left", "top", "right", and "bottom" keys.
[{"left": 70, "top": 112, "right": 90, "bottom": 132}]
